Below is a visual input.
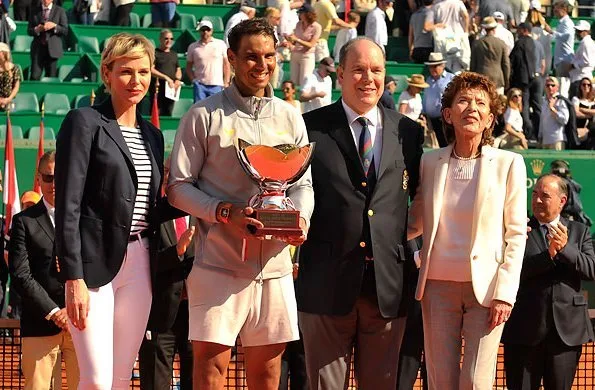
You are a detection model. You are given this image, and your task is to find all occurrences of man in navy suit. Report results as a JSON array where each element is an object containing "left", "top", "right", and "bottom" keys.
[
  {"left": 9, "top": 151, "right": 79, "bottom": 389},
  {"left": 297, "top": 37, "right": 423, "bottom": 389},
  {"left": 502, "top": 174, "right": 595, "bottom": 390},
  {"left": 27, "top": 0, "right": 67, "bottom": 80}
]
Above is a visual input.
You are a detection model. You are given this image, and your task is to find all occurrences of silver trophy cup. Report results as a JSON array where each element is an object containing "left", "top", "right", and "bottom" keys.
[{"left": 236, "top": 139, "right": 315, "bottom": 237}]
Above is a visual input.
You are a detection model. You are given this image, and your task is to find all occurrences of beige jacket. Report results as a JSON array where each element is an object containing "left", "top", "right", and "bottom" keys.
[
  {"left": 167, "top": 81, "right": 314, "bottom": 280},
  {"left": 408, "top": 145, "right": 527, "bottom": 307}
]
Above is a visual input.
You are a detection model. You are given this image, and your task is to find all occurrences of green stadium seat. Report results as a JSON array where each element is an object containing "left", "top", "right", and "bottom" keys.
[
  {"left": 201, "top": 16, "right": 224, "bottom": 32},
  {"left": 74, "top": 94, "right": 92, "bottom": 108},
  {"left": 40, "top": 76, "right": 61, "bottom": 83},
  {"left": 163, "top": 129, "right": 177, "bottom": 144},
  {"left": 177, "top": 13, "right": 197, "bottom": 30},
  {"left": 27, "top": 126, "right": 56, "bottom": 140},
  {"left": 42, "top": 93, "right": 71, "bottom": 114},
  {"left": 142, "top": 13, "right": 152, "bottom": 28},
  {"left": 12, "top": 35, "right": 32, "bottom": 52},
  {"left": 0, "top": 125, "right": 24, "bottom": 139},
  {"left": 171, "top": 98, "right": 193, "bottom": 118},
  {"left": 77, "top": 36, "right": 100, "bottom": 54},
  {"left": 130, "top": 12, "right": 141, "bottom": 28},
  {"left": 58, "top": 65, "right": 74, "bottom": 81},
  {"left": 12, "top": 92, "right": 39, "bottom": 113}
]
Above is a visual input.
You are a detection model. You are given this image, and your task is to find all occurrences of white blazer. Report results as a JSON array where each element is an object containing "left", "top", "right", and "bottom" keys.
[{"left": 408, "top": 145, "right": 527, "bottom": 307}]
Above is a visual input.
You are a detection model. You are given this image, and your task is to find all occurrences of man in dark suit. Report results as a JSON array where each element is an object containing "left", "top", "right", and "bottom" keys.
[
  {"left": 470, "top": 16, "right": 510, "bottom": 94},
  {"left": 502, "top": 174, "right": 595, "bottom": 390},
  {"left": 139, "top": 159, "right": 195, "bottom": 390},
  {"left": 297, "top": 37, "right": 423, "bottom": 389},
  {"left": 8, "top": 151, "right": 79, "bottom": 389},
  {"left": 27, "top": 0, "right": 67, "bottom": 80},
  {"left": 510, "top": 22, "right": 538, "bottom": 139}
]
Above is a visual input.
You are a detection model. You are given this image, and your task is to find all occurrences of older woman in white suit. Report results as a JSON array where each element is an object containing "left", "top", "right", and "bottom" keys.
[{"left": 408, "top": 72, "right": 527, "bottom": 390}]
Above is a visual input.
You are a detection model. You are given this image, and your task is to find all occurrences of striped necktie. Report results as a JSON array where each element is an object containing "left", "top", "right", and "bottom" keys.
[{"left": 356, "top": 116, "right": 374, "bottom": 177}]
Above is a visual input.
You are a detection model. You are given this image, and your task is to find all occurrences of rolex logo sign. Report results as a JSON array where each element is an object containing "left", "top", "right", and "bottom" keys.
[{"left": 530, "top": 159, "right": 545, "bottom": 176}]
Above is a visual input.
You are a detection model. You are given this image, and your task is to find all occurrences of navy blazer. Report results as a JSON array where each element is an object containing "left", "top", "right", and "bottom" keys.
[
  {"left": 8, "top": 201, "right": 63, "bottom": 337},
  {"left": 55, "top": 98, "right": 182, "bottom": 289},
  {"left": 27, "top": 4, "right": 68, "bottom": 59},
  {"left": 146, "top": 219, "right": 194, "bottom": 333},
  {"left": 502, "top": 217, "right": 595, "bottom": 347},
  {"left": 297, "top": 100, "right": 423, "bottom": 318}
]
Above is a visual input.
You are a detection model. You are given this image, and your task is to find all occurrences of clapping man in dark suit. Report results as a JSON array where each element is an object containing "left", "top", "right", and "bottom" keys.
[
  {"left": 502, "top": 174, "right": 595, "bottom": 390},
  {"left": 27, "top": 0, "right": 67, "bottom": 80},
  {"left": 297, "top": 37, "right": 423, "bottom": 389},
  {"left": 9, "top": 151, "right": 79, "bottom": 389},
  {"left": 139, "top": 157, "right": 195, "bottom": 390}
]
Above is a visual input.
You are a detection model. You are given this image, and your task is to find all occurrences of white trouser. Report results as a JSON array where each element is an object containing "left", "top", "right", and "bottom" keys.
[{"left": 70, "top": 238, "right": 152, "bottom": 390}]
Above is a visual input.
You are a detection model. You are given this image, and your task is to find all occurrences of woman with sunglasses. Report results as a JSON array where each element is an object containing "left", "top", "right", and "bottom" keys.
[
  {"left": 496, "top": 88, "right": 528, "bottom": 149},
  {"left": 572, "top": 76, "right": 595, "bottom": 149},
  {"left": 150, "top": 29, "right": 182, "bottom": 117},
  {"left": 55, "top": 32, "right": 181, "bottom": 388}
]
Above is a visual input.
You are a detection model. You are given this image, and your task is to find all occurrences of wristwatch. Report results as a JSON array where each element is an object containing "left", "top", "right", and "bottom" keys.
[{"left": 217, "top": 202, "right": 233, "bottom": 224}]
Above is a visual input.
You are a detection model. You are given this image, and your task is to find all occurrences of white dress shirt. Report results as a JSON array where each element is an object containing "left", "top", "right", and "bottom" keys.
[
  {"left": 365, "top": 7, "right": 388, "bottom": 47},
  {"left": 42, "top": 197, "right": 59, "bottom": 320},
  {"left": 341, "top": 100, "right": 383, "bottom": 173},
  {"left": 570, "top": 35, "right": 595, "bottom": 82}
]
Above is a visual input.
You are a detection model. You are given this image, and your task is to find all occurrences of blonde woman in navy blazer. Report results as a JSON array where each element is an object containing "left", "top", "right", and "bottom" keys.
[{"left": 55, "top": 33, "right": 181, "bottom": 389}]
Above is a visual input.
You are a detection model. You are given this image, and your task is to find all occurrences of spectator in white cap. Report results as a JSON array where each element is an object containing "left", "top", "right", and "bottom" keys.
[
  {"left": 224, "top": 1, "right": 257, "bottom": 46},
  {"left": 569, "top": 20, "right": 595, "bottom": 98},
  {"left": 422, "top": 52, "right": 454, "bottom": 147},
  {"left": 299, "top": 56, "right": 335, "bottom": 113},
  {"left": 431, "top": 0, "right": 471, "bottom": 73},
  {"left": 543, "top": 0, "right": 575, "bottom": 97},
  {"left": 186, "top": 19, "right": 231, "bottom": 102},
  {"left": 493, "top": 11, "right": 515, "bottom": 54}
]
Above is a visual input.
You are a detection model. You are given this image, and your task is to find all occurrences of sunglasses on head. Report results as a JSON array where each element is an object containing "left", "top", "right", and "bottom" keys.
[{"left": 40, "top": 173, "right": 54, "bottom": 183}]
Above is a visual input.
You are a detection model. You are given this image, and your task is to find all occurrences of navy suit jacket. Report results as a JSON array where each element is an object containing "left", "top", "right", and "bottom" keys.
[
  {"left": 146, "top": 219, "right": 194, "bottom": 333},
  {"left": 55, "top": 98, "right": 183, "bottom": 289},
  {"left": 297, "top": 101, "right": 423, "bottom": 318},
  {"left": 27, "top": 4, "right": 68, "bottom": 59},
  {"left": 502, "top": 217, "right": 595, "bottom": 347},
  {"left": 8, "top": 201, "right": 63, "bottom": 337}
]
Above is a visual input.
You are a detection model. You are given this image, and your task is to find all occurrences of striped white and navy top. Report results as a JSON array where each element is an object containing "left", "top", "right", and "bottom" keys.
[{"left": 121, "top": 126, "right": 152, "bottom": 235}]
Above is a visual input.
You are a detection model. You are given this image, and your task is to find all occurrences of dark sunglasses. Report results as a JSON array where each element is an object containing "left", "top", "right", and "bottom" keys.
[
  {"left": 282, "top": 87, "right": 291, "bottom": 91},
  {"left": 511, "top": 94, "right": 522, "bottom": 98},
  {"left": 163, "top": 37, "right": 174, "bottom": 41},
  {"left": 40, "top": 173, "right": 54, "bottom": 183},
  {"left": 581, "top": 83, "right": 592, "bottom": 87},
  {"left": 545, "top": 84, "right": 556, "bottom": 87}
]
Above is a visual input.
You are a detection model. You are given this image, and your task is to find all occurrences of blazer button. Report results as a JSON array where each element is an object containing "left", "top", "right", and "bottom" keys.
[
  {"left": 361, "top": 181, "right": 367, "bottom": 188},
  {"left": 359, "top": 241, "right": 366, "bottom": 248},
  {"left": 125, "top": 198, "right": 132, "bottom": 202},
  {"left": 368, "top": 209, "right": 374, "bottom": 217}
]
